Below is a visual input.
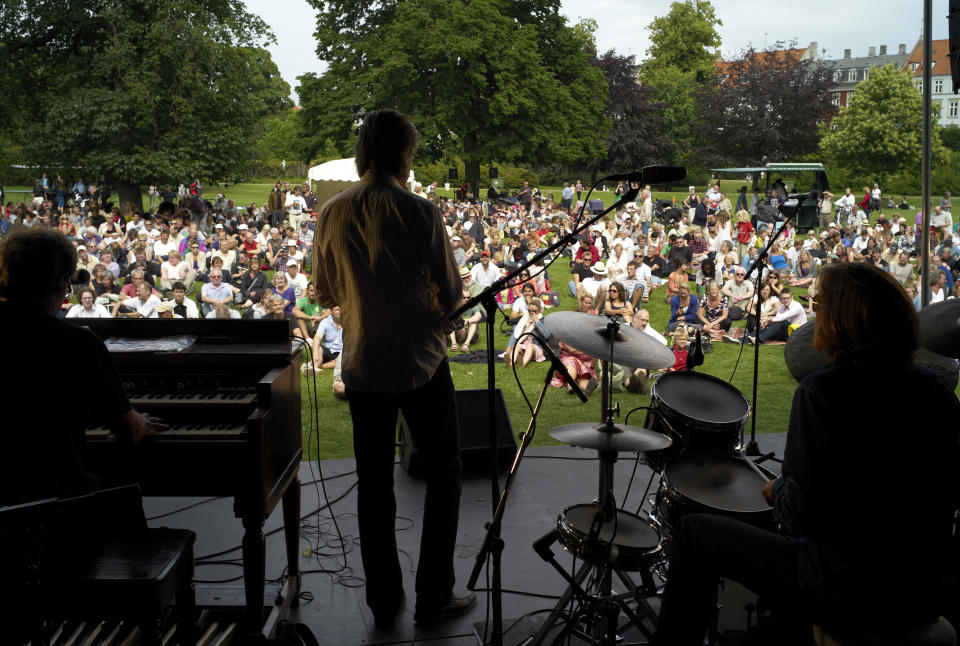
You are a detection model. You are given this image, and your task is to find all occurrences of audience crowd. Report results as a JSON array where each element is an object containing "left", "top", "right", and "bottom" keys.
[{"left": 4, "top": 175, "right": 957, "bottom": 397}]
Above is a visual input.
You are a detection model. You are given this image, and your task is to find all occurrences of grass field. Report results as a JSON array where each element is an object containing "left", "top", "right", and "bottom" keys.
[{"left": 298, "top": 257, "right": 802, "bottom": 460}]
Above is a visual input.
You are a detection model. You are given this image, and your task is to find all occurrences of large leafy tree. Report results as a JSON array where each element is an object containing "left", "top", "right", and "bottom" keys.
[
  {"left": 693, "top": 43, "right": 835, "bottom": 169},
  {"left": 298, "top": 0, "right": 608, "bottom": 192},
  {"left": 639, "top": 0, "right": 722, "bottom": 164},
  {"left": 0, "top": 0, "right": 291, "bottom": 210},
  {"left": 819, "top": 64, "right": 947, "bottom": 183},
  {"left": 583, "top": 50, "right": 670, "bottom": 183}
]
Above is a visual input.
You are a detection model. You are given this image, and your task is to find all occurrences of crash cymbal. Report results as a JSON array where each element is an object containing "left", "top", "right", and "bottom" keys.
[
  {"left": 919, "top": 299, "right": 960, "bottom": 359},
  {"left": 549, "top": 422, "right": 673, "bottom": 453},
  {"left": 543, "top": 311, "right": 675, "bottom": 369}
]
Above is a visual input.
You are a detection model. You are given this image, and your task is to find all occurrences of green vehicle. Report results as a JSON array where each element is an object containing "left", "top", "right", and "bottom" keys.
[{"left": 710, "top": 162, "right": 830, "bottom": 233}]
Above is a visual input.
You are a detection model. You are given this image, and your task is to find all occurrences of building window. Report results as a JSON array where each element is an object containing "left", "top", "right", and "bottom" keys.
[
  {"left": 918, "top": 81, "right": 923, "bottom": 93},
  {"left": 936, "top": 79, "right": 944, "bottom": 93},
  {"left": 848, "top": 68, "right": 857, "bottom": 81},
  {"left": 833, "top": 70, "right": 841, "bottom": 82},
  {"left": 951, "top": 100, "right": 959, "bottom": 117},
  {"left": 911, "top": 62, "right": 920, "bottom": 72},
  {"left": 832, "top": 94, "right": 841, "bottom": 107},
  {"left": 863, "top": 68, "right": 869, "bottom": 80}
]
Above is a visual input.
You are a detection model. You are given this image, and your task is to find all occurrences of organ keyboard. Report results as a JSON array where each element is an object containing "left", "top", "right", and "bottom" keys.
[{"left": 67, "top": 319, "right": 303, "bottom": 640}]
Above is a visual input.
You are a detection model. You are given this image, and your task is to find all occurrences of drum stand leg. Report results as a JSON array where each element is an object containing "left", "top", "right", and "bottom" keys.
[{"left": 531, "top": 531, "right": 659, "bottom": 646}]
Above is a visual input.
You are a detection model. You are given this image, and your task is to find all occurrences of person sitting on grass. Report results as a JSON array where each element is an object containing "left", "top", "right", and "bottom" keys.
[
  {"left": 745, "top": 286, "right": 805, "bottom": 344},
  {"left": 788, "top": 250, "right": 819, "bottom": 289},
  {"left": 507, "top": 298, "right": 549, "bottom": 369},
  {"left": 549, "top": 334, "right": 598, "bottom": 398},
  {"left": 665, "top": 262, "right": 690, "bottom": 302},
  {"left": 603, "top": 281, "right": 634, "bottom": 324},
  {"left": 293, "top": 283, "right": 328, "bottom": 342},
  {"left": 310, "top": 304, "right": 342, "bottom": 373},
  {"left": 449, "top": 287, "right": 483, "bottom": 353},
  {"left": 236, "top": 261, "right": 268, "bottom": 309},
  {"left": 66, "top": 286, "right": 111, "bottom": 318},
  {"left": 510, "top": 281, "right": 539, "bottom": 322},
  {"left": 622, "top": 260, "right": 652, "bottom": 306},
  {"left": 171, "top": 281, "right": 200, "bottom": 319},
  {"left": 698, "top": 281, "right": 731, "bottom": 341},
  {"left": 668, "top": 283, "right": 700, "bottom": 332},
  {"left": 666, "top": 327, "right": 689, "bottom": 372}
]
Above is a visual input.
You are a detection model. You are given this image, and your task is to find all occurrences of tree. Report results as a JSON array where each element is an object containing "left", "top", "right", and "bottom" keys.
[
  {"left": 0, "top": 1, "right": 291, "bottom": 210},
  {"left": 639, "top": 0, "right": 723, "bottom": 163},
  {"left": 941, "top": 125, "right": 960, "bottom": 152},
  {"left": 298, "top": 0, "right": 608, "bottom": 192},
  {"left": 644, "top": 0, "right": 722, "bottom": 81},
  {"left": 583, "top": 50, "right": 670, "bottom": 183},
  {"left": 692, "top": 43, "right": 835, "bottom": 169},
  {"left": 819, "top": 64, "right": 947, "bottom": 184}
]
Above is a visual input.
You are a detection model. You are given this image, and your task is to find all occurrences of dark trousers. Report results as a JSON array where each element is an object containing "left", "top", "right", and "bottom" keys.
[
  {"left": 653, "top": 514, "right": 811, "bottom": 646},
  {"left": 760, "top": 319, "right": 791, "bottom": 343},
  {"left": 345, "top": 360, "right": 462, "bottom": 616}
]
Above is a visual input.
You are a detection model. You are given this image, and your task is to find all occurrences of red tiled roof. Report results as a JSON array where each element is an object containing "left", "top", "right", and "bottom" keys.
[{"left": 904, "top": 39, "right": 951, "bottom": 77}]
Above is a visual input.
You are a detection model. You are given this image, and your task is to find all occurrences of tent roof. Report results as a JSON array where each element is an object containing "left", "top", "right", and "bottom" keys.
[{"left": 308, "top": 157, "right": 415, "bottom": 183}]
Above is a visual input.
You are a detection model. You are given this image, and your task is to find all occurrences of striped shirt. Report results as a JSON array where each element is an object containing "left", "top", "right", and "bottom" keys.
[{"left": 313, "top": 171, "right": 461, "bottom": 393}]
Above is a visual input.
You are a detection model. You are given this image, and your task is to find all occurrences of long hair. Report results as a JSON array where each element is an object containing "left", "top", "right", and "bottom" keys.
[
  {"left": 354, "top": 109, "right": 418, "bottom": 177},
  {"left": 813, "top": 263, "right": 918, "bottom": 366}
]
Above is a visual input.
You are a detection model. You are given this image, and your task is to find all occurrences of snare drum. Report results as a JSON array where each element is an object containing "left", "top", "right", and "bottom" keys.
[
  {"left": 645, "top": 372, "right": 750, "bottom": 469},
  {"left": 654, "top": 454, "right": 773, "bottom": 534},
  {"left": 556, "top": 503, "right": 662, "bottom": 571}
]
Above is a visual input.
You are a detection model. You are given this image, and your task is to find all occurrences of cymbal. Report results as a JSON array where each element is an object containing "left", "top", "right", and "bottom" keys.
[
  {"left": 543, "top": 311, "right": 675, "bottom": 369},
  {"left": 919, "top": 299, "right": 960, "bottom": 359},
  {"left": 549, "top": 422, "right": 673, "bottom": 453}
]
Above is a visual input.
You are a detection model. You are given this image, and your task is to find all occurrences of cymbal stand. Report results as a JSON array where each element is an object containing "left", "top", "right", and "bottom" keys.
[{"left": 527, "top": 319, "right": 659, "bottom": 645}]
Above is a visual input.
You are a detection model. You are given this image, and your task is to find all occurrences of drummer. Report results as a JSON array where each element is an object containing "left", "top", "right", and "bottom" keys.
[{"left": 653, "top": 262, "right": 960, "bottom": 645}]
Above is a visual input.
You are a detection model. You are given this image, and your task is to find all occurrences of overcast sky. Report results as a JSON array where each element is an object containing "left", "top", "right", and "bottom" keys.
[{"left": 244, "top": 0, "right": 949, "bottom": 103}]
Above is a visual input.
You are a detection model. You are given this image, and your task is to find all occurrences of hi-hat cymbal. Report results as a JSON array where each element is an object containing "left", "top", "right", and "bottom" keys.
[
  {"left": 549, "top": 422, "right": 673, "bottom": 453},
  {"left": 543, "top": 311, "right": 675, "bottom": 369}
]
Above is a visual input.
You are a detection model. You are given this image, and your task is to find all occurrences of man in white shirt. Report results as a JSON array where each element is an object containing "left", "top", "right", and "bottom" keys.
[
  {"left": 470, "top": 251, "right": 501, "bottom": 287},
  {"left": 721, "top": 267, "right": 755, "bottom": 314},
  {"left": 639, "top": 189, "right": 654, "bottom": 237},
  {"left": 200, "top": 268, "right": 237, "bottom": 316},
  {"left": 578, "top": 262, "right": 611, "bottom": 308},
  {"left": 751, "top": 288, "right": 805, "bottom": 343},
  {"left": 836, "top": 188, "right": 856, "bottom": 212},
  {"left": 851, "top": 228, "right": 872, "bottom": 256},
  {"left": 622, "top": 309, "right": 666, "bottom": 394},
  {"left": 284, "top": 259, "right": 309, "bottom": 299},
  {"left": 623, "top": 260, "right": 651, "bottom": 305},
  {"left": 111, "top": 281, "right": 161, "bottom": 318},
  {"left": 153, "top": 228, "right": 178, "bottom": 261},
  {"left": 931, "top": 206, "right": 953, "bottom": 236},
  {"left": 284, "top": 186, "right": 308, "bottom": 230},
  {"left": 171, "top": 282, "right": 200, "bottom": 319}
]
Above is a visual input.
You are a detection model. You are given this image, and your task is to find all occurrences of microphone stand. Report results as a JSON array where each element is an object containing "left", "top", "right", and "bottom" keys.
[
  {"left": 455, "top": 183, "right": 640, "bottom": 646},
  {"left": 741, "top": 205, "right": 796, "bottom": 456}
]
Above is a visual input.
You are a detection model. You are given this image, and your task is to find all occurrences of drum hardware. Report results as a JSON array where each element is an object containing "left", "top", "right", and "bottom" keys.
[
  {"left": 466, "top": 338, "right": 583, "bottom": 642},
  {"left": 530, "top": 318, "right": 674, "bottom": 645}
]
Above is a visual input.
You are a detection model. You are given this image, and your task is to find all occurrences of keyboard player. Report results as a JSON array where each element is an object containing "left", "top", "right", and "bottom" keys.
[{"left": 0, "top": 228, "right": 166, "bottom": 507}]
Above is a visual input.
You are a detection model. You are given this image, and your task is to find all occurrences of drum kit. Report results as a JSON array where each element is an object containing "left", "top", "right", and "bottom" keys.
[{"left": 515, "top": 311, "right": 777, "bottom": 646}]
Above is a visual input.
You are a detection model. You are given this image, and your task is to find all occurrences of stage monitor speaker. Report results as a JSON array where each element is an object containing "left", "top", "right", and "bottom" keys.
[
  {"left": 489, "top": 167, "right": 499, "bottom": 179},
  {"left": 448, "top": 168, "right": 459, "bottom": 180},
  {"left": 398, "top": 388, "right": 517, "bottom": 478}
]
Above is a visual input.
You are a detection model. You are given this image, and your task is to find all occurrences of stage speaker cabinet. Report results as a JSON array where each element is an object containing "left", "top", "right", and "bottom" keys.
[
  {"left": 589, "top": 199, "right": 604, "bottom": 215},
  {"left": 488, "top": 167, "right": 498, "bottom": 179},
  {"left": 448, "top": 168, "right": 459, "bottom": 180},
  {"left": 398, "top": 388, "right": 517, "bottom": 478}
]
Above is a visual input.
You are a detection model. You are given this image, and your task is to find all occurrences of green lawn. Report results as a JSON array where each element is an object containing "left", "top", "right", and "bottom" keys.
[{"left": 298, "top": 259, "right": 802, "bottom": 460}]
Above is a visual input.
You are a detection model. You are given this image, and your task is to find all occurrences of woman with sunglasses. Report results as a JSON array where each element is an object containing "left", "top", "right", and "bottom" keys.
[{"left": 603, "top": 281, "right": 633, "bottom": 324}]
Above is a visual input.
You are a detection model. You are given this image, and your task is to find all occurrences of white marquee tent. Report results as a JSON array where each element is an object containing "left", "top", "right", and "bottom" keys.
[{"left": 307, "top": 158, "right": 416, "bottom": 208}]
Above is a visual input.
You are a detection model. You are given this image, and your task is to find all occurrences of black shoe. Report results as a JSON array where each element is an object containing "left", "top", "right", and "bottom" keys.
[
  {"left": 414, "top": 592, "right": 477, "bottom": 625},
  {"left": 373, "top": 591, "right": 405, "bottom": 630}
]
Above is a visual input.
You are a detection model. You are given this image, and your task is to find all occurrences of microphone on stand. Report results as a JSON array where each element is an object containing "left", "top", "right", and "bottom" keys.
[
  {"left": 534, "top": 330, "right": 589, "bottom": 403},
  {"left": 786, "top": 190, "right": 819, "bottom": 201},
  {"left": 687, "top": 329, "right": 705, "bottom": 371}
]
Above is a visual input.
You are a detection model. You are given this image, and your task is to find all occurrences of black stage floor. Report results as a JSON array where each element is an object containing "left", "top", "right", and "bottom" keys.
[{"left": 142, "top": 433, "right": 787, "bottom": 645}]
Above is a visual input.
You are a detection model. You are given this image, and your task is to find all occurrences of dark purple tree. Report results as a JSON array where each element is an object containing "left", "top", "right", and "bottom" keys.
[
  {"left": 694, "top": 42, "right": 836, "bottom": 169},
  {"left": 582, "top": 50, "right": 671, "bottom": 184}
]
